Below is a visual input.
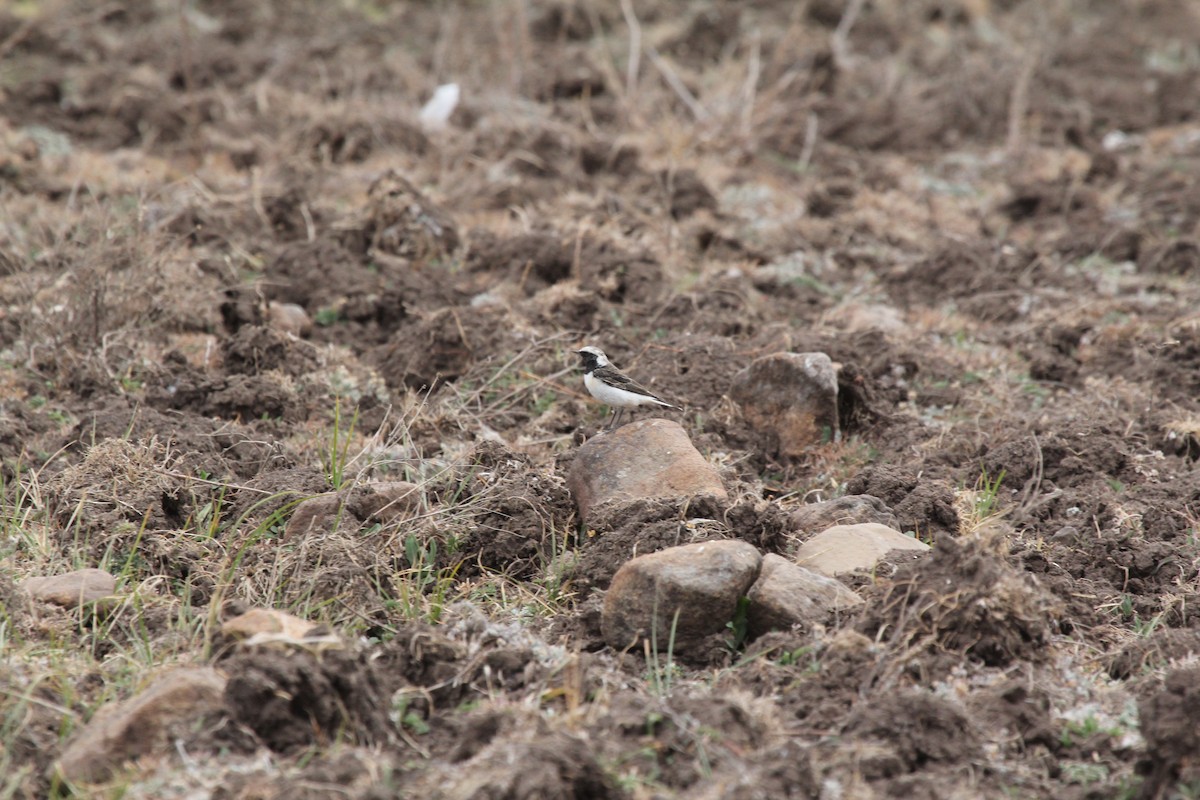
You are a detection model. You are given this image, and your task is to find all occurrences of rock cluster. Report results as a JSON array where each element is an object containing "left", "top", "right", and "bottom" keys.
[{"left": 564, "top": 386, "right": 930, "bottom": 655}]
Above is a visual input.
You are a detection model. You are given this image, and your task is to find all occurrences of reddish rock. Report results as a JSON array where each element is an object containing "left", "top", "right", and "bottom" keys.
[
  {"left": 730, "top": 352, "right": 839, "bottom": 458},
  {"left": 568, "top": 418, "right": 727, "bottom": 522}
]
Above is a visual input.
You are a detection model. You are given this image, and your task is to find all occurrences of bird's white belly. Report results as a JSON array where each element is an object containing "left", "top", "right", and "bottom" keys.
[{"left": 584, "top": 372, "right": 664, "bottom": 408}]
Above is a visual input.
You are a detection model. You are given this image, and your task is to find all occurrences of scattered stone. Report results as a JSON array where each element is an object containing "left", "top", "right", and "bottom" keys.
[
  {"left": 730, "top": 352, "right": 839, "bottom": 459},
  {"left": 746, "top": 554, "right": 864, "bottom": 637},
  {"left": 221, "top": 608, "right": 324, "bottom": 643},
  {"left": 790, "top": 495, "right": 899, "bottom": 534},
  {"left": 22, "top": 568, "right": 116, "bottom": 608},
  {"left": 285, "top": 494, "right": 346, "bottom": 539},
  {"left": 824, "top": 302, "right": 907, "bottom": 335},
  {"left": 55, "top": 667, "right": 227, "bottom": 785},
  {"left": 602, "top": 540, "right": 761, "bottom": 651},
  {"left": 568, "top": 418, "right": 727, "bottom": 522},
  {"left": 794, "top": 523, "right": 930, "bottom": 576},
  {"left": 267, "top": 301, "right": 312, "bottom": 337},
  {"left": 352, "top": 480, "right": 423, "bottom": 523}
]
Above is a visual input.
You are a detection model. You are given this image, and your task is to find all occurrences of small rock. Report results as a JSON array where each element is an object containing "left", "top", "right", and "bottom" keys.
[
  {"left": 824, "top": 302, "right": 907, "bottom": 335},
  {"left": 791, "top": 495, "right": 899, "bottom": 534},
  {"left": 794, "top": 523, "right": 930, "bottom": 576},
  {"left": 285, "top": 494, "right": 345, "bottom": 539},
  {"left": 55, "top": 667, "right": 227, "bottom": 785},
  {"left": 221, "top": 608, "right": 324, "bottom": 643},
  {"left": 746, "top": 554, "right": 864, "bottom": 637},
  {"left": 730, "top": 352, "right": 839, "bottom": 458},
  {"left": 267, "top": 301, "right": 312, "bottom": 337},
  {"left": 602, "top": 540, "right": 761, "bottom": 651},
  {"left": 22, "top": 568, "right": 115, "bottom": 608},
  {"left": 568, "top": 418, "right": 727, "bottom": 522},
  {"left": 352, "top": 480, "right": 423, "bottom": 523}
]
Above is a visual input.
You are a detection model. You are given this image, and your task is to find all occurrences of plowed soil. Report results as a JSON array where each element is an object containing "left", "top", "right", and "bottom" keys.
[{"left": 3, "top": 1, "right": 1200, "bottom": 797}]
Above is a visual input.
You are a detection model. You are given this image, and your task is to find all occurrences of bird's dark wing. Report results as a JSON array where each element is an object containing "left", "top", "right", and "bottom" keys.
[{"left": 593, "top": 365, "right": 676, "bottom": 405}]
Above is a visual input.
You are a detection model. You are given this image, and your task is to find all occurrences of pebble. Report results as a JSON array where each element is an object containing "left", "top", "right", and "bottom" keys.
[{"left": 22, "top": 568, "right": 116, "bottom": 608}]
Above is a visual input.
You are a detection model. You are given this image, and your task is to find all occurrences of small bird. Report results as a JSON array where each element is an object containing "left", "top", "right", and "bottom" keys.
[{"left": 575, "top": 346, "right": 678, "bottom": 430}]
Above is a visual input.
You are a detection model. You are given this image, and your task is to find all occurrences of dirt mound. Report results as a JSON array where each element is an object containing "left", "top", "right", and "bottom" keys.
[
  {"left": 426, "top": 441, "right": 576, "bottom": 581},
  {"left": 1137, "top": 667, "right": 1200, "bottom": 798},
  {"left": 222, "top": 645, "right": 394, "bottom": 753},
  {"left": 860, "top": 532, "right": 1060, "bottom": 673},
  {"left": 436, "top": 731, "right": 623, "bottom": 798},
  {"left": 845, "top": 464, "right": 959, "bottom": 537},
  {"left": 843, "top": 690, "right": 981, "bottom": 771}
]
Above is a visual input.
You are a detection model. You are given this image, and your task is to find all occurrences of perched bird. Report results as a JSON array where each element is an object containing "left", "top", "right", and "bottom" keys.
[{"left": 575, "top": 346, "right": 678, "bottom": 430}]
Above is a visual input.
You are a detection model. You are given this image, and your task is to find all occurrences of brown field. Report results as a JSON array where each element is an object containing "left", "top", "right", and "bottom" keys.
[{"left": 3, "top": 1, "right": 1200, "bottom": 797}]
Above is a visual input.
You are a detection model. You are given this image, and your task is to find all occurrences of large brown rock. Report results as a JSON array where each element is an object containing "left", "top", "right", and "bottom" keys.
[
  {"left": 602, "top": 540, "right": 761, "bottom": 651},
  {"left": 22, "top": 568, "right": 115, "bottom": 608},
  {"left": 568, "top": 418, "right": 727, "bottom": 522},
  {"left": 746, "top": 554, "right": 864, "bottom": 637},
  {"left": 55, "top": 667, "right": 227, "bottom": 785},
  {"left": 794, "top": 523, "right": 930, "bottom": 576},
  {"left": 730, "top": 352, "right": 839, "bottom": 458}
]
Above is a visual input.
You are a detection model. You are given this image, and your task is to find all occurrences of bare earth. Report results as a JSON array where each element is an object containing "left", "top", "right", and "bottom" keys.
[{"left": 3, "top": 1, "right": 1200, "bottom": 797}]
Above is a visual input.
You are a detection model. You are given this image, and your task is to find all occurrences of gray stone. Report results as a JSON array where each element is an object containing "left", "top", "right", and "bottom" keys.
[
  {"left": 794, "top": 523, "right": 930, "bottom": 576},
  {"left": 747, "top": 554, "right": 864, "bottom": 636},
  {"left": 602, "top": 540, "right": 761, "bottom": 651}
]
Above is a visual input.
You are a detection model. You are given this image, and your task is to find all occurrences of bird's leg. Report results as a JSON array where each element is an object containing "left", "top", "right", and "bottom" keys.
[{"left": 608, "top": 408, "right": 624, "bottom": 431}]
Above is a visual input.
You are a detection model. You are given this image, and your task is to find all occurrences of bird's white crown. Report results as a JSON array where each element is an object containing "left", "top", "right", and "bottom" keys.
[{"left": 576, "top": 346, "right": 610, "bottom": 366}]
